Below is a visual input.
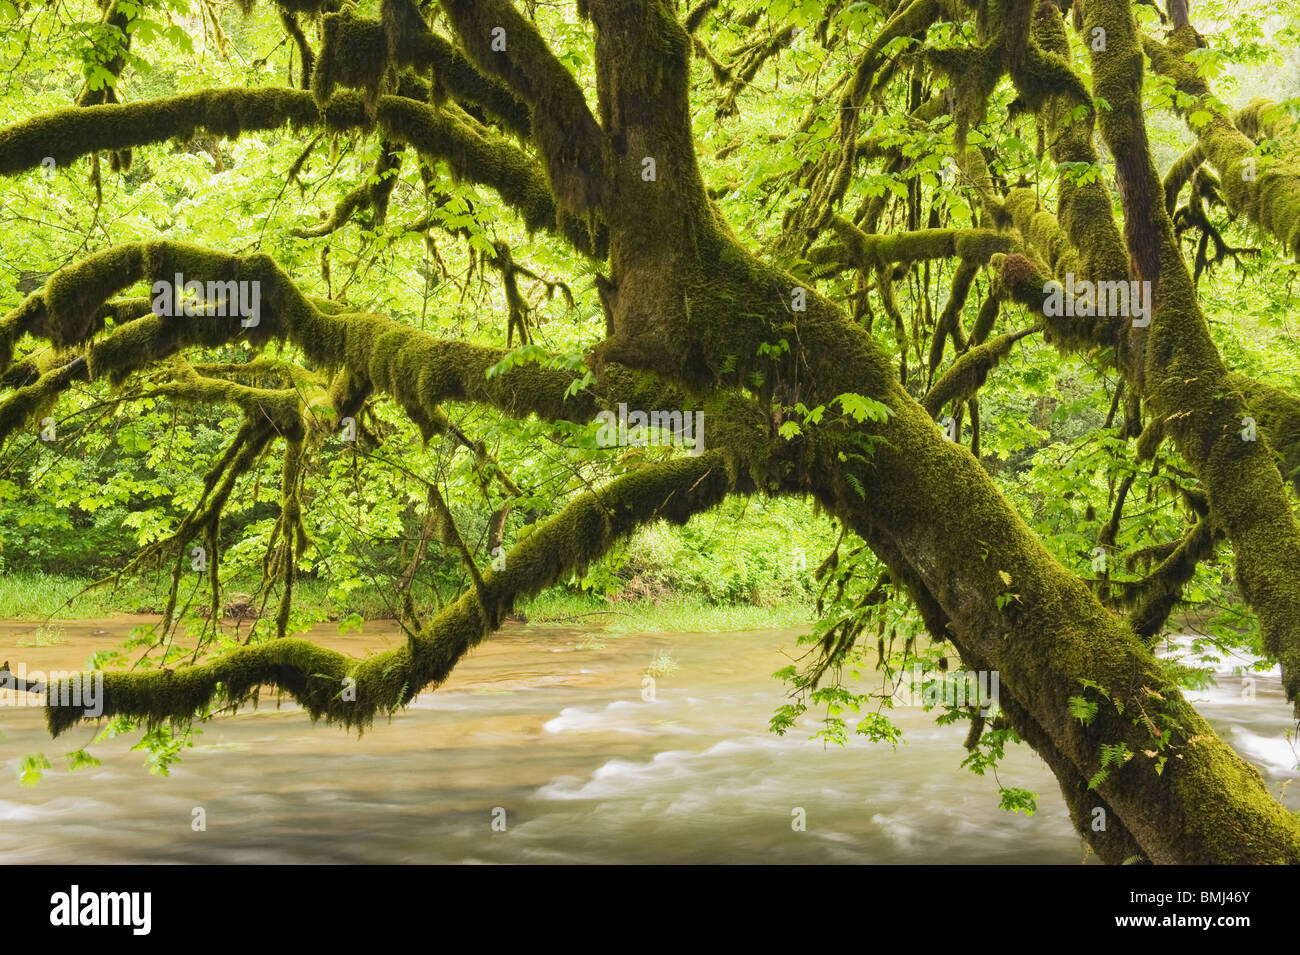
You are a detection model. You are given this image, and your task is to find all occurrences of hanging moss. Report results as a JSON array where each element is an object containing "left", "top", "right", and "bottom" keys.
[
  {"left": 292, "top": 141, "right": 403, "bottom": 238},
  {"left": 373, "top": 97, "right": 602, "bottom": 256},
  {"left": 1013, "top": 2, "right": 1132, "bottom": 312},
  {"left": 992, "top": 200, "right": 1124, "bottom": 356},
  {"left": 262, "top": 0, "right": 340, "bottom": 14},
  {"left": 379, "top": 0, "right": 532, "bottom": 138},
  {"left": 279, "top": 11, "right": 316, "bottom": 90},
  {"left": 76, "top": 0, "right": 134, "bottom": 171},
  {"left": 7, "top": 241, "right": 616, "bottom": 457},
  {"left": 1120, "top": 517, "right": 1220, "bottom": 638},
  {"left": 1147, "top": 30, "right": 1300, "bottom": 257},
  {"left": 0, "top": 88, "right": 321, "bottom": 177},
  {"left": 441, "top": 0, "right": 608, "bottom": 219},
  {"left": 0, "top": 295, "right": 47, "bottom": 368},
  {"left": 831, "top": 218, "right": 1013, "bottom": 272},
  {"left": 1088, "top": 0, "right": 1300, "bottom": 713},
  {"left": 927, "top": 45, "right": 1003, "bottom": 146},
  {"left": 152, "top": 363, "right": 309, "bottom": 442},
  {"left": 46, "top": 451, "right": 734, "bottom": 737},
  {"left": 1163, "top": 141, "right": 1206, "bottom": 214},
  {"left": 0, "top": 358, "right": 86, "bottom": 444},
  {"left": 311, "top": 8, "right": 389, "bottom": 107},
  {"left": 923, "top": 325, "right": 1038, "bottom": 414}
]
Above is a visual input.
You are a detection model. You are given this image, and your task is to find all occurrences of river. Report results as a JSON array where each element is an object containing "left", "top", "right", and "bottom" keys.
[{"left": 1, "top": 618, "right": 1296, "bottom": 863}]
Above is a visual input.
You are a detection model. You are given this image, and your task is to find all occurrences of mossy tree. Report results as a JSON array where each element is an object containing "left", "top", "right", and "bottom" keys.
[{"left": 3, "top": 0, "right": 1300, "bottom": 862}]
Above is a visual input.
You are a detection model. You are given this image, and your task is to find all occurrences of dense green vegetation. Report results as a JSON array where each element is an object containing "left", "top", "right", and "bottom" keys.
[{"left": 4, "top": 0, "right": 1300, "bottom": 862}]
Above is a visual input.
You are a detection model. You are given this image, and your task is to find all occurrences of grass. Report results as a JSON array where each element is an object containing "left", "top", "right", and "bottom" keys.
[
  {"left": 645, "top": 649, "right": 679, "bottom": 678},
  {"left": 518, "top": 590, "right": 813, "bottom": 632},
  {"left": 0, "top": 570, "right": 815, "bottom": 633},
  {"left": 0, "top": 572, "right": 153, "bottom": 618},
  {"left": 15, "top": 624, "right": 64, "bottom": 647}
]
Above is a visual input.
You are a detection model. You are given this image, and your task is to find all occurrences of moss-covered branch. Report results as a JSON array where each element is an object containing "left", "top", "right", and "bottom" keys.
[
  {"left": 1146, "top": 28, "right": 1300, "bottom": 256},
  {"left": 45, "top": 451, "right": 734, "bottom": 736},
  {"left": 0, "top": 88, "right": 599, "bottom": 255},
  {"left": 0, "top": 245, "right": 590, "bottom": 444},
  {"left": 1086, "top": 0, "right": 1300, "bottom": 709},
  {"left": 441, "top": 0, "right": 608, "bottom": 217},
  {"left": 0, "top": 88, "right": 326, "bottom": 177},
  {"left": 1119, "top": 516, "right": 1221, "bottom": 638},
  {"left": 822, "top": 218, "right": 1013, "bottom": 274},
  {"left": 922, "top": 325, "right": 1038, "bottom": 415}
]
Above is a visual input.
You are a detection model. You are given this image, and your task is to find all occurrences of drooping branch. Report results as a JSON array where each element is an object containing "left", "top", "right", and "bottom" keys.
[
  {"left": 0, "top": 89, "right": 602, "bottom": 255},
  {"left": 1120, "top": 516, "right": 1221, "bottom": 639},
  {"left": 927, "top": 260, "right": 978, "bottom": 382},
  {"left": 922, "top": 325, "right": 1039, "bottom": 415},
  {"left": 42, "top": 451, "right": 734, "bottom": 736},
  {"left": 715, "top": 23, "right": 800, "bottom": 119},
  {"left": 278, "top": 9, "right": 315, "bottom": 89},
  {"left": 291, "top": 141, "right": 403, "bottom": 238}
]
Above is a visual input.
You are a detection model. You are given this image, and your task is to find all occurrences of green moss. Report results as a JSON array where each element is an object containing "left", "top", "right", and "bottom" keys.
[
  {"left": 42, "top": 245, "right": 148, "bottom": 350},
  {"left": 1233, "top": 374, "right": 1300, "bottom": 493},
  {"left": 374, "top": 96, "right": 600, "bottom": 255},
  {"left": 1088, "top": 0, "right": 1300, "bottom": 713},
  {"left": 923, "top": 325, "right": 1037, "bottom": 414},
  {"left": 311, "top": 8, "right": 389, "bottom": 107},
  {"left": 0, "top": 89, "right": 321, "bottom": 177},
  {"left": 929, "top": 260, "right": 978, "bottom": 378},
  {"left": 374, "top": 0, "right": 531, "bottom": 136},
  {"left": 440, "top": 0, "right": 608, "bottom": 218},
  {"left": 1146, "top": 29, "right": 1300, "bottom": 258},
  {"left": 0, "top": 358, "right": 85, "bottom": 444},
  {"left": 1121, "top": 518, "right": 1218, "bottom": 637},
  {"left": 0, "top": 295, "right": 48, "bottom": 368},
  {"left": 46, "top": 452, "right": 734, "bottom": 737},
  {"left": 831, "top": 218, "right": 1013, "bottom": 271},
  {"left": 970, "top": 284, "right": 1002, "bottom": 345}
]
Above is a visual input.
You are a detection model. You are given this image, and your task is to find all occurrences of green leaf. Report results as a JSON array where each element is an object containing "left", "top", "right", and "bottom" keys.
[
  {"left": 18, "top": 754, "right": 51, "bottom": 786},
  {"left": 833, "top": 392, "right": 893, "bottom": 424}
]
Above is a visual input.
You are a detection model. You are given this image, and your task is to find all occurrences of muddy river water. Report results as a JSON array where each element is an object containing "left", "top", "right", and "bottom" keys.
[{"left": 1, "top": 617, "right": 1296, "bottom": 863}]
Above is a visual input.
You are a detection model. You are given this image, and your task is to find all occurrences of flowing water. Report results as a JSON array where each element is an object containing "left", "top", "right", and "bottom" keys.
[{"left": 1, "top": 618, "right": 1296, "bottom": 864}]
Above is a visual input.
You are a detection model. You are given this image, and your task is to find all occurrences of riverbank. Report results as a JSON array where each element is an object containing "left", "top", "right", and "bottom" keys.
[{"left": 0, "top": 571, "right": 814, "bottom": 633}]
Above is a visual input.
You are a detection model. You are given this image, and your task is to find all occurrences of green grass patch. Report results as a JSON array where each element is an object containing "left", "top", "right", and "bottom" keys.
[{"left": 0, "top": 571, "right": 814, "bottom": 633}]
